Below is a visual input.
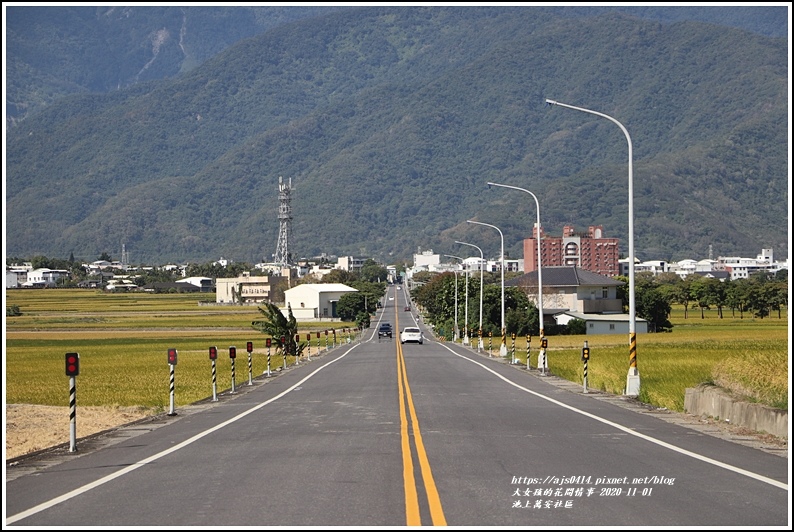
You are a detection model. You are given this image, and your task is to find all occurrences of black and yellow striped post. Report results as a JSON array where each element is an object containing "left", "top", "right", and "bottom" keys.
[
  {"left": 540, "top": 337, "right": 548, "bottom": 376},
  {"left": 626, "top": 332, "right": 640, "bottom": 396},
  {"left": 488, "top": 331, "right": 493, "bottom": 357},
  {"left": 526, "top": 335, "right": 532, "bottom": 370},
  {"left": 511, "top": 332, "right": 516, "bottom": 364}
]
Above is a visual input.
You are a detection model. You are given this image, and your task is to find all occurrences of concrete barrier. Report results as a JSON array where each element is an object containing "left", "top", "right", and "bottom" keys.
[{"left": 684, "top": 384, "right": 788, "bottom": 439}]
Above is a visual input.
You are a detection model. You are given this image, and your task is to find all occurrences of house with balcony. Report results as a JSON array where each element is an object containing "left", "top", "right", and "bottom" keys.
[
  {"left": 506, "top": 266, "right": 646, "bottom": 334},
  {"left": 216, "top": 272, "right": 284, "bottom": 304}
]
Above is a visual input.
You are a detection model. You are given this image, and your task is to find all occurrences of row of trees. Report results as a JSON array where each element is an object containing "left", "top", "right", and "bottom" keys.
[
  {"left": 408, "top": 269, "right": 788, "bottom": 338},
  {"left": 628, "top": 271, "right": 788, "bottom": 320}
]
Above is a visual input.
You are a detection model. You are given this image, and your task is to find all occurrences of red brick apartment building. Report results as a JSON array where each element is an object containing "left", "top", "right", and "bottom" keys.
[{"left": 523, "top": 225, "right": 620, "bottom": 277}]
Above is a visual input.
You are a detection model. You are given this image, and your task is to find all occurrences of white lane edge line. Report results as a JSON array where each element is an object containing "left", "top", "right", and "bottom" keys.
[
  {"left": 438, "top": 342, "right": 788, "bottom": 491},
  {"left": 6, "top": 344, "right": 360, "bottom": 524}
]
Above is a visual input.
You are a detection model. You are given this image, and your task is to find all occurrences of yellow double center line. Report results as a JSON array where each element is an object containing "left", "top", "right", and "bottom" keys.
[{"left": 395, "top": 314, "right": 447, "bottom": 526}]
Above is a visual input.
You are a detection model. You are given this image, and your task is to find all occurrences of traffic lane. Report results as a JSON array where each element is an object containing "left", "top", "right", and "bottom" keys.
[
  {"left": 427, "top": 344, "right": 788, "bottom": 486},
  {"left": 399, "top": 341, "right": 788, "bottom": 526},
  {"left": 5, "top": 351, "right": 346, "bottom": 519},
  {"left": 6, "top": 341, "right": 408, "bottom": 526}
]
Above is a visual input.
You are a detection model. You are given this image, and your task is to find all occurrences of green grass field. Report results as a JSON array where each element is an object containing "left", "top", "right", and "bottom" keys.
[{"left": 5, "top": 289, "right": 789, "bottom": 414}]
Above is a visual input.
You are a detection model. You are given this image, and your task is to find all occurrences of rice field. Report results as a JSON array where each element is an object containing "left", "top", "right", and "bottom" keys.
[
  {"left": 508, "top": 309, "right": 789, "bottom": 411},
  {"left": 4, "top": 289, "right": 789, "bottom": 413},
  {"left": 5, "top": 289, "right": 357, "bottom": 412}
]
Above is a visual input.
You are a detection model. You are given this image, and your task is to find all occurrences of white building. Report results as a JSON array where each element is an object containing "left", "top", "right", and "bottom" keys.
[
  {"left": 717, "top": 248, "right": 785, "bottom": 280},
  {"left": 554, "top": 311, "right": 649, "bottom": 335},
  {"left": 284, "top": 283, "right": 358, "bottom": 321},
  {"left": 22, "top": 268, "right": 70, "bottom": 287},
  {"left": 5, "top": 269, "right": 29, "bottom": 288},
  {"left": 336, "top": 256, "right": 366, "bottom": 272},
  {"left": 622, "top": 248, "right": 786, "bottom": 280},
  {"left": 105, "top": 279, "right": 137, "bottom": 291}
]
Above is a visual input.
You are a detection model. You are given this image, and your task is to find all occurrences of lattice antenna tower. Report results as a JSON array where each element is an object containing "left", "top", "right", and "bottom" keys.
[
  {"left": 273, "top": 176, "right": 293, "bottom": 267},
  {"left": 121, "top": 243, "right": 130, "bottom": 267}
]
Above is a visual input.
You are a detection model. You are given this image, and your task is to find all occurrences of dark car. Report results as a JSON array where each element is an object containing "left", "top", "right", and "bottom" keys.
[{"left": 377, "top": 323, "right": 393, "bottom": 338}]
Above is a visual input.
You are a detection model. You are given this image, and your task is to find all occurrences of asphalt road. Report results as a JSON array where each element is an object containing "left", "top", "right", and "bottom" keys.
[{"left": 5, "top": 286, "right": 789, "bottom": 527}]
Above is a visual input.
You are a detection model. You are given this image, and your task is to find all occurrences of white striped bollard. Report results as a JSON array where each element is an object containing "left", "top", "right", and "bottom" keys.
[
  {"left": 167, "top": 348, "right": 178, "bottom": 416},
  {"left": 65, "top": 352, "right": 80, "bottom": 452},
  {"left": 264, "top": 338, "right": 272, "bottom": 376},
  {"left": 209, "top": 346, "right": 218, "bottom": 401},
  {"left": 229, "top": 346, "right": 237, "bottom": 394},
  {"left": 246, "top": 341, "right": 253, "bottom": 385},
  {"left": 582, "top": 340, "right": 590, "bottom": 394}
]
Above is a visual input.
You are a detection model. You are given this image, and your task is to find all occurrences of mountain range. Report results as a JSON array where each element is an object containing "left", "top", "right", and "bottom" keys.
[{"left": 4, "top": 5, "right": 789, "bottom": 266}]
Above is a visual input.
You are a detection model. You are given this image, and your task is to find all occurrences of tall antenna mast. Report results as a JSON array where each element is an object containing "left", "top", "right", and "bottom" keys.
[{"left": 273, "top": 176, "right": 293, "bottom": 267}]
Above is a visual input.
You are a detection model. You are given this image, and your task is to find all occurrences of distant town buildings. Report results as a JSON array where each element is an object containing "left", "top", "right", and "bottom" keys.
[
  {"left": 405, "top": 249, "right": 522, "bottom": 288},
  {"left": 4, "top": 237, "right": 788, "bottom": 291},
  {"left": 622, "top": 248, "right": 787, "bottom": 280}
]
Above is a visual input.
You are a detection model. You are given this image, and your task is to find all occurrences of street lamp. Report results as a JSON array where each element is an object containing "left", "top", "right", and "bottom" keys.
[
  {"left": 467, "top": 219, "right": 507, "bottom": 357},
  {"left": 447, "top": 254, "right": 469, "bottom": 345},
  {"left": 444, "top": 255, "right": 461, "bottom": 342},
  {"left": 486, "top": 182, "right": 545, "bottom": 350},
  {"left": 455, "top": 240, "right": 484, "bottom": 352},
  {"left": 545, "top": 98, "right": 639, "bottom": 395}
]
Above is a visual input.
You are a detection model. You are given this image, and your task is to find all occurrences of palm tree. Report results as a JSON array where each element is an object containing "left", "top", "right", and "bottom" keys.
[{"left": 251, "top": 302, "right": 305, "bottom": 358}]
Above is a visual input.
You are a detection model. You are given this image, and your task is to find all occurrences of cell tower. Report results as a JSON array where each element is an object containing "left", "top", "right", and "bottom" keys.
[
  {"left": 273, "top": 176, "right": 293, "bottom": 266},
  {"left": 121, "top": 243, "right": 130, "bottom": 267}
]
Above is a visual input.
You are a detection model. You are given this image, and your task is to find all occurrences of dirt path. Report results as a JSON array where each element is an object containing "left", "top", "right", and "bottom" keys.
[{"left": 5, "top": 404, "right": 160, "bottom": 460}]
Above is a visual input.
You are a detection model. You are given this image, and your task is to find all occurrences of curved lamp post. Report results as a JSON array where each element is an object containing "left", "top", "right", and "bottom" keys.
[
  {"left": 443, "top": 255, "right": 460, "bottom": 342},
  {"left": 466, "top": 220, "right": 507, "bottom": 357},
  {"left": 486, "top": 182, "right": 545, "bottom": 346},
  {"left": 455, "top": 240, "right": 484, "bottom": 352},
  {"left": 447, "top": 254, "right": 469, "bottom": 345},
  {"left": 545, "top": 98, "right": 639, "bottom": 395}
]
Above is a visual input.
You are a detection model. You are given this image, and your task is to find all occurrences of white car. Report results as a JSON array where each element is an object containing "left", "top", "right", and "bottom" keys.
[{"left": 400, "top": 327, "right": 423, "bottom": 345}]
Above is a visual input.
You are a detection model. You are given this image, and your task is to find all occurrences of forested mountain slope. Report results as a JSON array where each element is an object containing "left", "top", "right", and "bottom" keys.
[{"left": 5, "top": 7, "right": 788, "bottom": 265}]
